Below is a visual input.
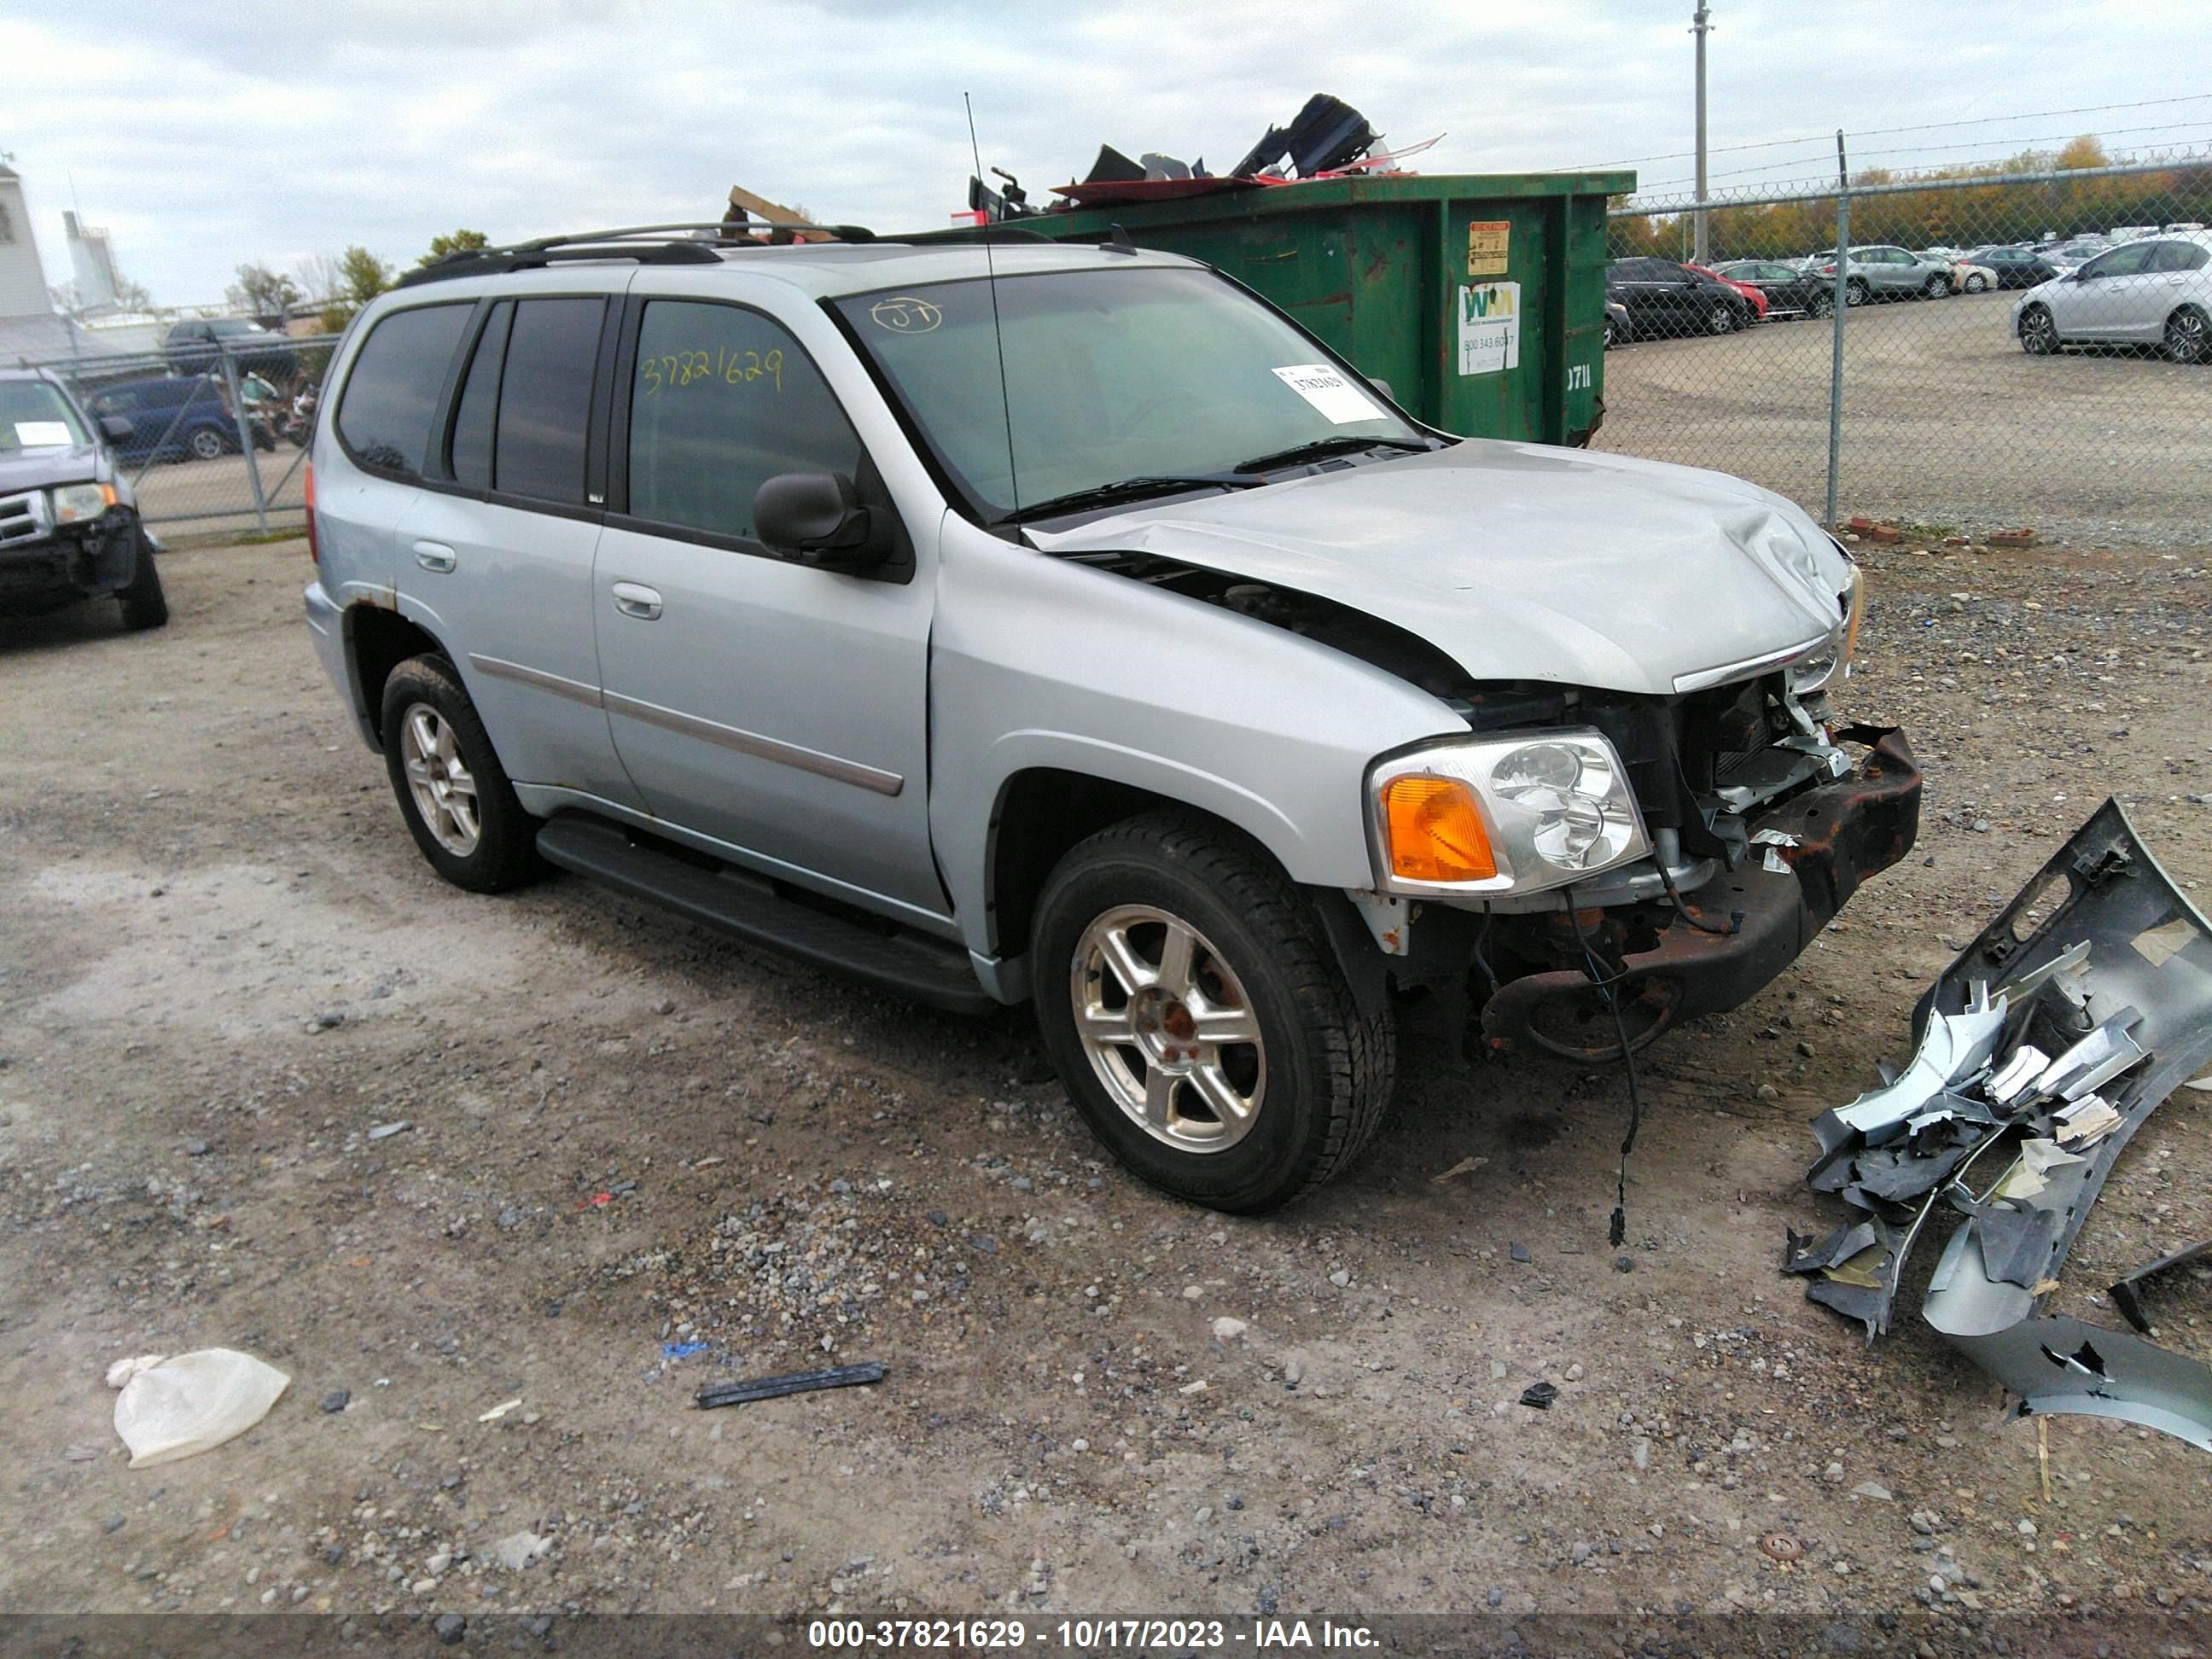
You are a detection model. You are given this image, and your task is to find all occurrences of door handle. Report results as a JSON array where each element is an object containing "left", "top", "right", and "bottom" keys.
[
  {"left": 610, "top": 581, "right": 663, "bottom": 620},
  {"left": 412, "top": 539, "right": 457, "bottom": 573}
]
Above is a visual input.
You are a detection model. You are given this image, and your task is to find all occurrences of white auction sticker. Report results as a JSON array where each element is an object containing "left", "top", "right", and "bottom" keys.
[
  {"left": 13, "top": 421, "right": 73, "bottom": 447},
  {"left": 1270, "top": 364, "right": 1381, "bottom": 425},
  {"left": 1456, "top": 282, "right": 1522, "bottom": 375}
]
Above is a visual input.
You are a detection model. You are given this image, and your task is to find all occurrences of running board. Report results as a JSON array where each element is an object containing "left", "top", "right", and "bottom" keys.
[{"left": 535, "top": 816, "right": 995, "bottom": 1015}]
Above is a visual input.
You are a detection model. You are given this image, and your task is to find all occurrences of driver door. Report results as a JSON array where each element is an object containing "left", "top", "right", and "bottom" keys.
[{"left": 2060, "top": 243, "right": 2155, "bottom": 340}]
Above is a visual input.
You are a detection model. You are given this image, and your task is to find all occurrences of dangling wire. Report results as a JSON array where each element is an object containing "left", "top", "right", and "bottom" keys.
[{"left": 1563, "top": 890, "right": 1645, "bottom": 1249}]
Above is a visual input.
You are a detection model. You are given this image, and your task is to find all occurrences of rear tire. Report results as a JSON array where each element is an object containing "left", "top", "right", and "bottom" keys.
[
  {"left": 1964, "top": 271, "right": 1989, "bottom": 294},
  {"left": 1922, "top": 274, "right": 1950, "bottom": 299},
  {"left": 2165, "top": 306, "right": 2210, "bottom": 364},
  {"left": 1031, "top": 813, "right": 1395, "bottom": 1213},
  {"left": 1807, "top": 291, "right": 1833, "bottom": 319},
  {"left": 379, "top": 655, "right": 543, "bottom": 894},
  {"left": 117, "top": 531, "right": 167, "bottom": 632}
]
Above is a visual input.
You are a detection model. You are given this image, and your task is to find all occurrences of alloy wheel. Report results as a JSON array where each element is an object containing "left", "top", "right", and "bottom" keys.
[
  {"left": 399, "top": 702, "right": 482, "bottom": 856},
  {"left": 1070, "top": 905, "right": 1266, "bottom": 1153}
]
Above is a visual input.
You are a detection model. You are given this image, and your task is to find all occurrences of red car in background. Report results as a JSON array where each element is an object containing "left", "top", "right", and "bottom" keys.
[{"left": 1686, "top": 263, "right": 1769, "bottom": 322}]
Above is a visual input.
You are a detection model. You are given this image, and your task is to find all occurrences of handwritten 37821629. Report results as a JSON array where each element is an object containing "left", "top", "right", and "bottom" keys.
[{"left": 639, "top": 346, "right": 784, "bottom": 396}]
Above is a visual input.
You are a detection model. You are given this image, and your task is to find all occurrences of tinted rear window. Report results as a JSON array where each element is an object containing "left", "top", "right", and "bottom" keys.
[
  {"left": 336, "top": 305, "right": 470, "bottom": 477},
  {"left": 492, "top": 298, "right": 604, "bottom": 504}
]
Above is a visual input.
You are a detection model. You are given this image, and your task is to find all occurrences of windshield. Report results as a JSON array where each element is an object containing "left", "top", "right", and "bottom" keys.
[
  {"left": 833, "top": 265, "right": 1425, "bottom": 522},
  {"left": 0, "top": 380, "right": 90, "bottom": 452},
  {"left": 208, "top": 318, "right": 266, "bottom": 337}
]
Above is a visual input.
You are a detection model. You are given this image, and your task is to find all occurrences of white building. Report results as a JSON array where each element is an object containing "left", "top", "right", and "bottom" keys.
[
  {"left": 64, "top": 209, "right": 120, "bottom": 311},
  {"left": 0, "top": 163, "right": 54, "bottom": 317}
]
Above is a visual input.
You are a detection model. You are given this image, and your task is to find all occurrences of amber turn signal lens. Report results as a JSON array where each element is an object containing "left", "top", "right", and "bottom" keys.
[{"left": 1382, "top": 776, "right": 1498, "bottom": 883}]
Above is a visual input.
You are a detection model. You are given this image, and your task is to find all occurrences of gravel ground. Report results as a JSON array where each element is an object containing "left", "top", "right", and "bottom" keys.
[
  {"left": 1594, "top": 289, "right": 2212, "bottom": 549},
  {"left": 3, "top": 535, "right": 2212, "bottom": 1634}
]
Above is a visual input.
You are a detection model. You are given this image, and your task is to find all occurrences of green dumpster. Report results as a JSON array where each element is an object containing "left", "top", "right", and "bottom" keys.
[{"left": 1004, "top": 171, "right": 1632, "bottom": 447}]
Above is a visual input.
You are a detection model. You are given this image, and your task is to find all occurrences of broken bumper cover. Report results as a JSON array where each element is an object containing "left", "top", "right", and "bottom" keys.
[
  {"left": 0, "top": 511, "right": 140, "bottom": 612},
  {"left": 1481, "top": 726, "right": 1920, "bottom": 1050},
  {"left": 1788, "top": 799, "right": 2212, "bottom": 1452}
]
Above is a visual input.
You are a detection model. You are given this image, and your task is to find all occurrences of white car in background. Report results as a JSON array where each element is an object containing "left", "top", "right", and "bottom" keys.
[
  {"left": 2013, "top": 231, "right": 2212, "bottom": 363},
  {"left": 1942, "top": 257, "right": 1997, "bottom": 294}
]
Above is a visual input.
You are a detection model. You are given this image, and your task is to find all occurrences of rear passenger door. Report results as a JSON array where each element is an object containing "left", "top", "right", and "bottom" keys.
[
  {"left": 591, "top": 294, "right": 946, "bottom": 922},
  {"left": 392, "top": 291, "right": 644, "bottom": 809},
  {"left": 318, "top": 300, "right": 475, "bottom": 608}
]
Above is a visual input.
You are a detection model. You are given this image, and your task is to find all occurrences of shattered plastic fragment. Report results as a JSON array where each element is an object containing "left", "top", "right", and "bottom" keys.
[{"left": 1789, "top": 800, "right": 2212, "bottom": 1452}]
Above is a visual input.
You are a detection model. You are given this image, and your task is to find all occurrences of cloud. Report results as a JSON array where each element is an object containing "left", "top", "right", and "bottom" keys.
[{"left": 3, "top": 0, "right": 2206, "bottom": 305}]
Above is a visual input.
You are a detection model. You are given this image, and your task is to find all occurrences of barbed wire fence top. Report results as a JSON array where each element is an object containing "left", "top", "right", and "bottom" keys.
[{"left": 1594, "top": 145, "right": 2212, "bottom": 549}]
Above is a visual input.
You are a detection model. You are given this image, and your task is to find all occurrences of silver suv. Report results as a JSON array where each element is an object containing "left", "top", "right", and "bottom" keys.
[
  {"left": 1804, "top": 244, "right": 1956, "bottom": 304},
  {"left": 304, "top": 226, "right": 1920, "bottom": 1211}
]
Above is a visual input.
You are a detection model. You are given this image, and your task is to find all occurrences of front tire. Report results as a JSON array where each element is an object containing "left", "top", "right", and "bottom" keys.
[
  {"left": 1705, "top": 301, "right": 1738, "bottom": 335},
  {"left": 1922, "top": 274, "right": 1950, "bottom": 299},
  {"left": 1965, "top": 272, "right": 1989, "bottom": 293},
  {"left": 1845, "top": 277, "right": 1871, "bottom": 307},
  {"left": 2019, "top": 304, "right": 2060, "bottom": 356},
  {"left": 187, "top": 426, "right": 227, "bottom": 462},
  {"left": 2165, "top": 306, "right": 2210, "bottom": 364},
  {"left": 1031, "top": 814, "right": 1395, "bottom": 1213},
  {"left": 117, "top": 531, "right": 167, "bottom": 631},
  {"left": 379, "top": 655, "right": 542, "bottom": 893}
]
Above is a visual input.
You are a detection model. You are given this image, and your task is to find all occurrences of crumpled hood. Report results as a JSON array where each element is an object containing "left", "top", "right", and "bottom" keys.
[
  {"left": 1026, "top": 439, "right": 1854, "bottom": 697},
  {"left": 0, "top": 443, "right": 105, "bottom": 495}
]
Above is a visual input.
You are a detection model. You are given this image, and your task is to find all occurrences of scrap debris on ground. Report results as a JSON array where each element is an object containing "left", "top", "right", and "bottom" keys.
[{"left": 1788, "top": 799, "right": 2212, "bottom": 1448}]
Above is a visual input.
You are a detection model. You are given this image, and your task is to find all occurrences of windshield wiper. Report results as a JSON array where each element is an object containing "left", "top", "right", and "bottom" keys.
[
  {"left": 998, "top": 473, "right": 1263, "bottom": 526},
  {"left": 1232, "top": 434, "right": 1434, "bottom": 474}
]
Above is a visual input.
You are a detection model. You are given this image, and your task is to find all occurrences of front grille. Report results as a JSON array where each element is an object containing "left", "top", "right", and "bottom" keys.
[{"left": 0, "top": 489, "right": 50, "bottom": 548}]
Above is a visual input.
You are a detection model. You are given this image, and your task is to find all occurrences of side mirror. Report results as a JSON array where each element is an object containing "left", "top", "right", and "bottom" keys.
[
  {"left": 1366, "top": 376, "right": 1394, "bottom": 402},
  {"left": 753, "top": 471, "right": 884, "bottom": 568},
  {"left": 101, "top": 413, "right": 133, "bottom": 440}
]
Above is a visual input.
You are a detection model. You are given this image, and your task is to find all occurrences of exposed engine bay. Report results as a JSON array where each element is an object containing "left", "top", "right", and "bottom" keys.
[{"left": 1063, "top": 548, "right": 1916, "bottom": 1061}]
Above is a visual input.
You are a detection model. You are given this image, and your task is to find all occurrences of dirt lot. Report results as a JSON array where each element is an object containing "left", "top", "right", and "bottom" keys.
[
  {"left": 1595, "top": 289, "right": 2212, "bottom": 549},
  {"left": 4, "top": 535, "right": 2212, "bottom": 1636},
  {"left": 127, "top": 446, "right": 309, "bottom": 542}
]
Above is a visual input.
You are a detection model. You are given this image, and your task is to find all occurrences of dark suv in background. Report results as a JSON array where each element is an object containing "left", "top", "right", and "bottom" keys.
[
  {"left": 0, "top": 370, "right": 166, "bottom": 629},
  {"left": 1605, "top": 257, "right": 1759, "bottom": 339},
  {"left": 163, "top": 317, "right": 300, "bottom": 382},
  {"left": 84, "top": 376, "right": 244, "bottom": 463}
]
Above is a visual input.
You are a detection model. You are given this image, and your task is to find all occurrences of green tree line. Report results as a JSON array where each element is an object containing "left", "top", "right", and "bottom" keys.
[{"left": 1610, "top": 137, "right": 2212, "bottom": 263}]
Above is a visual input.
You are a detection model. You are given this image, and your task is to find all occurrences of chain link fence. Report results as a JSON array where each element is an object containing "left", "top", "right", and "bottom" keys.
[
  {"left": 1594, "top": 152, "right": 2212, "bottom": 547},
  {"left": 15, "top": 332, "right": 340, "bottom": 539}
]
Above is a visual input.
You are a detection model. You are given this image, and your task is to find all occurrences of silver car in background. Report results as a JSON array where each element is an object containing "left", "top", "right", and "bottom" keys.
[
  {"left": 2013, "top": 232, "right": 2212, "bottom": 362},
  {"left": 1802, "top": 244, "right": 1957, "bottom": 305},
  {"left": 302, "top": 230, "right": 1920, "bottom": 1212}
]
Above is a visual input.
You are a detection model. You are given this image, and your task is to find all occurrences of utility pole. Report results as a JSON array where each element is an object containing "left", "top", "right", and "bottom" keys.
[{"left": 1691, "top": 4, "right": 1713, "bottom": 264}]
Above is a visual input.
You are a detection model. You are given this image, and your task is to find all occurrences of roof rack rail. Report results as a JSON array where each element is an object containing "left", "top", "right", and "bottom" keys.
[
  {"left": 906, "top": 224, "right": 1060, "bottom": 246},
  {"left": 397, "top": 218, "right": 882, "bottom": 288}
]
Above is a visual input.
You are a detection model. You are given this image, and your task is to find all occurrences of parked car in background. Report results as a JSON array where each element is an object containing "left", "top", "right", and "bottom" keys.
[
  {"left": 1804, "top": 245, "right": 1956, "bottom": 305},
  {"left": 1685, "top": 262, "right": 1767, "bottom": 321},
  {"left": 1604, "top": 299, "right": 1628, "bottom": 349},
  {"left": 2013, "top": 232, "right": 2212, "bottom": 363},
  {"left": 2038, "top": 239, "right": 2110, "bottom": 275},
  {"left": 1605, "top": 257, "right": 1758, "bottom": 337},
  {"left": 0, "top": 369, "right": 166, "bottom": 628},
  {"left": 1947, "top": 259, "right": 1997, "bottom": 294},
  {"left": 163, "top": 317, "right": 300, "bottom": 383},
  {"left": 84, "top": 375, "right": 243, "bottom": 463},
  {"left": 1963, "top": 245, "right": 2059, "bottom": 288},
  {"left": 1714, "top": 259, "right": 1831, "bottom": 317}
]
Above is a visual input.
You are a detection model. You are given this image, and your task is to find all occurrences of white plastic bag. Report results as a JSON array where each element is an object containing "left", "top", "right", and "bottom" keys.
[{"left": 112, "top": 1348, "right": 290, "bottom": 1467}]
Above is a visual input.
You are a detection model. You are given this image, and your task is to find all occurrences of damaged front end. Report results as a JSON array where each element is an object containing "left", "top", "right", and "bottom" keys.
[{"left": 1785, "top": 800, "right": 2212, "bottom": 1452}]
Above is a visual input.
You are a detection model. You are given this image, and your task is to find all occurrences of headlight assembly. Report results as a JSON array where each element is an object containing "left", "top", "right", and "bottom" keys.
[
  {"left": 1370, "top": 730, "right": 1650, "bottom": 897},
  {"left": 49, "top": 482, "right": 116, "bottom": 526},
  {"left": 1790, "top": 562, "right": 1864, "bottom": 696}
]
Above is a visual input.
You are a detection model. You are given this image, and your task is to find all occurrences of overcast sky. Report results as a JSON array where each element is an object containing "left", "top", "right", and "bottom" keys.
[{"left": 4, "top": 0, "right": 2209, "bottom": 306}]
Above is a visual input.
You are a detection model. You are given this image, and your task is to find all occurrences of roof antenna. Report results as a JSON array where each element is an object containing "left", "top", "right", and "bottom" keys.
[{"left": 964, "top": 92, "right": 1021, "bottom": 525}]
